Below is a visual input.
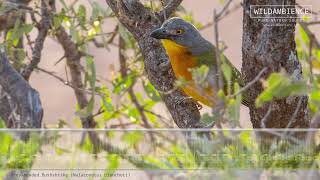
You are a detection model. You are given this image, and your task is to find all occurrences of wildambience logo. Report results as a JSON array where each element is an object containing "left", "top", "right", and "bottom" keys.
[{"left": 250, "top": 5, "right": 313, "bottom": 26}]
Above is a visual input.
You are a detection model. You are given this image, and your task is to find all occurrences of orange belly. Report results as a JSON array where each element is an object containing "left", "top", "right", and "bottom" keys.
[{"left": 161, "top": 40, "right": 215, "bottom": 107}]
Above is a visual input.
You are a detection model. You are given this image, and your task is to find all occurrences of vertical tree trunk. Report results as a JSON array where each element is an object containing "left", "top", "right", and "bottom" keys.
[{"left": 242, "top": 0, "right": 309, "bottom": 128}]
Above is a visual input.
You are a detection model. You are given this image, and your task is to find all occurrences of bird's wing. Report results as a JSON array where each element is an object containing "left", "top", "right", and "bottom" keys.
[{"left": 195, "top": 49, "right": 249, "bottom": 106}]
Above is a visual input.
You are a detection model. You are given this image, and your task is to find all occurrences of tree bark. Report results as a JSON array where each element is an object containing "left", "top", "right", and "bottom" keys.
[
  {"left": 106, "top": 0, "right": 201, "bottom": 128},
  {"left": 242, "top": 0, "right": 309, "bottom": 128},
  {"left": 0, "top": 0, "right": 44, "bottom": 130},
  {"left": 0, "top": 51, "right": 43, "bottom": 129}
]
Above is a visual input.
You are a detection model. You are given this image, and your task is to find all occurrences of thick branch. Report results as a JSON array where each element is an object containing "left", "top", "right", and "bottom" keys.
[
  {"left": 106, "top": 0, "right": 201, "bottom": 128},
  {"left": 0, "top": 50, "right": 43, "bottom": 129},
  {"left": 54, "top": 26, "right": 96, "bottom": 128}
]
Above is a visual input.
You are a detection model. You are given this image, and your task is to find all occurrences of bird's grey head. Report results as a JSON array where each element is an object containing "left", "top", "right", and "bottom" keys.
[{"left": 150, "top": 17, "right": 213, "bottom": 55}]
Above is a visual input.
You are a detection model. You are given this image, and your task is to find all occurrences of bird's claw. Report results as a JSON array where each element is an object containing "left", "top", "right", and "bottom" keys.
[
  {"left": 195, "top": 101, "right": 203, "bottom": 110},
  {"left": 174, "top": 96, "right": 202, "bottom": 110}
]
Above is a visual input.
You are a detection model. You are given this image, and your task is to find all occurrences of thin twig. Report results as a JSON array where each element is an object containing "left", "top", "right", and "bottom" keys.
[
  {"left": 54, "top": 55, "right": 66, "bottom": 66},
  {"left": 306, "top": 21, "right": 320, "bottom": 26},
  {"left": 308, "top": 39, "right": 314, "bottom": 83},
  {"left": 299, "top": 21, "right": 320, "bottom": 49},
  {"left": 213, "top": 10, "right": 223, "bottom": 91},
  {"left": 230, "top": 67, "right": 267, "bottom": 98},
  {"left": 143, "top": 108, "right": 172, "bottom": 128},
  {"left": 36, "top": 67, "right": 100, "bottom": 96},
  {"left": 158, "top": 0, "right": 183, "bottom": 22},
  {"left": 118, "top": 36, "right": 155, "bottom": 141},
  {"left": 215, "top": 0, "right": 233, "bottom": 20},
  {"left": 260, "top": 105, "right": 272, "bottom": 128},
  {"left": 306, "top": 113, "right": 320, "bottom": 148},
  {"left": 286, "top": 97, "right": 304, "bottom": 129}
]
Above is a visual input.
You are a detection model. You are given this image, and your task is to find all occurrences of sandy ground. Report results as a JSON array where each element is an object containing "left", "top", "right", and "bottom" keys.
[{"left": 27, "top": 0, "right": 319, "bottom": 128}]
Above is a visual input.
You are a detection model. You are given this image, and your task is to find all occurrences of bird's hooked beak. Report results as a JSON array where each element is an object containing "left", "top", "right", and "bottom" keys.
[{"left": 150, "top": 27, "right": 168, "bottom": 39}]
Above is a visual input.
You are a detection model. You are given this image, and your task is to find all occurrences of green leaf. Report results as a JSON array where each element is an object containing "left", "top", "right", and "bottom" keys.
[
  {"left": 201, "top": 113, "right": 216, "bottom": 125},
  {"left": 53, "top": 16, "right": 62, "bottom": 29},
  {"left": 222, "top": 62, "right": 232, "bottom": 84},
  {"left": 6, "top": 18, "right": 33, "bottom": 47},
  {"left": 103, "top": 154, "right": 119, "bottom": 180},
  {"left": 298, "top": 24, "right": 310, "bottom": 45},
  {"left": 127, "top": 107, "right": 139, "bottom": 123},
  {"left": 118, "top": 24, "right": 135, "bottom": 49},
  {"left": 255, "top": 73, "right": 308, "bottom": 107},
  {"left": 57, "top": 119, "right": 68, "bottom": 128},
  {"left": 309, "top": 90, "right": 320, "bottom": 112},
  {"left": 86, "top": 97, "right": 95, "bottom": 114},
  {"left": 239, "top": 131, "right": 254, "bottom": 149},
  {"left": 190, "top": 64, "right": 209, "bottom": 87},
  {"left": 221, "top": 60, "right": 232, "bottom": 94},
  {"left": 0, "top": 119, "right": 6, "bottom": 128},
  {"left": 143, "top": 81, "right": 161, "bottom": 102},
  {"left": 310, "top": 91, "right": 320, "bottom": 101},
  {"left": 77, "top": 5, "right": 87, "bottom": 29},
  {"left": 227, "top": 83, "right": 241, "bottom": 126},
  {"left": 90, "top": 2, "right": 111, "bottom": 22},
  {"left": 22, "top": 24, "right": 33, "bottom": 34},
  {"left": 121, "top": 131, "right": 143, "bottom": 147},
  {"left": 54, "top": 146, "right": 71, "bottom": 155},
  {"left": 0, "top": 131, "right": 13, "bottom": 156},
  {"left": 81, "top": 134, "right": 94, "bottom": 153},
  {"left": 112, "top": 73, "right": 136, "bottom": 94},
  {"left": 143, "top": 156, "right": 168, "bottom": 169},
  {"left": 100, "top": 86, "right": 114, "bottom": 112}
]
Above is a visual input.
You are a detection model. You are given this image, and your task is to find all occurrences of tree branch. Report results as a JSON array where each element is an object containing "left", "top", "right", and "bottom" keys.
[
  {"left": 0, "top": 50, "right": 43, "bottom": 130},
  {"left": 106, "top": 0, "right": 201, "bottom": 128},
  {"left": 158, "top": 0, "right": 183, "bottom": 21},
  {"left": 21, "top": 0, "right": 54, "bottom": 80},
  {"left": 54, "top": 22, "right": 159, "bottom": 170}
]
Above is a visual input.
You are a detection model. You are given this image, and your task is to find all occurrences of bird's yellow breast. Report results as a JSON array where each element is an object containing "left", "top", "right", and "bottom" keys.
[
  {"left": 161, "top": 39, "right": 214, "bottom": 107},
  {"left": 161, "top": 39, "right": 195, "bottom": 80}
]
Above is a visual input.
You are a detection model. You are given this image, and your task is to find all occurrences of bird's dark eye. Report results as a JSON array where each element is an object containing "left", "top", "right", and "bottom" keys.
[{"left": 176, "top": 29, "right": 184, "bottom": 34}]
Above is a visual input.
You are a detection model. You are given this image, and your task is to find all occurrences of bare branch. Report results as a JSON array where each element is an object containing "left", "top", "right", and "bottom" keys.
[
  {"left": 286, "top": 97, "right": 304, "bottom": 128},
  {"left": 306, "top": 21, "right": 320, "bottom": 26},
  {"left": 158, "top": 0, "right": 183, "bottom": 21},
  {"left": 299, "top": 21, "right": 320, "bottom": 49},
  {"left": 21, "top": 0, "right": 54, "bottom": 80},
  {"left": 118, "top": 36, "right": 156, "bottom": 141},
  {"left": 215, "top": 0, "right": 233, "bottom": 21},
  {"left": 230, "top": 67, "right": 267, "bottom": 98},
  {"left": 55, "top": 26, "right": 96, "bottom": 127},
  {"left": 260, "top": 105, "right": 272, "bottom": 128}
]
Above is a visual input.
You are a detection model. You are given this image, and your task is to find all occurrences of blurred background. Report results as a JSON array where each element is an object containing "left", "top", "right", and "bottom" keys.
[
  {"left": 1, "top": 1, "right": 320, "bottom": 179},
  {"left": 28, "top": 0, "right": 319, "bottom": 128}
]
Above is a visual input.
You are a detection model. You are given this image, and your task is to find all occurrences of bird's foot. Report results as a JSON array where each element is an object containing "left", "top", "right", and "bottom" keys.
[{"left": 174, "top": 96, "right": 202, "bottom": 110}]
